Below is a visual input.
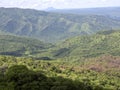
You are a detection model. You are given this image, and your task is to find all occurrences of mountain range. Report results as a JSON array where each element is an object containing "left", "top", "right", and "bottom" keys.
[
  {"left": 47, "top": 7, "right": 120, "bottom": 18},
  {"left": 0, "top": 7, "right": 120, "bottom": 42}
]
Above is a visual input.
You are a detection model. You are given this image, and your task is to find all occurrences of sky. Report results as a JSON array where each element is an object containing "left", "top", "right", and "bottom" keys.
[{"left": 0, "top": 0, "right": 120, "bottom": 10}]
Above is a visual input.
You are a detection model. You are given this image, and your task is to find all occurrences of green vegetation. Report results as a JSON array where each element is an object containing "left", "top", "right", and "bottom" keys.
[
  {"left": 0, "top": 56, "right": 120, "bottom": 90},
  {"left": 0, "top": 7, "right": 120, "bottom": 90},
  {"left": 1, "top": 30, "right": 120, "bottom": 59},
  {"left": 54, "top": 30, "right": 120, "bottom": 58},
  {"left": 0, "top": 8, "right": 120, "bottom": 42},
  {"left": 0, "top": 35, "right": 52, "bottom": 56},
  {"left": 0, "top": 65, "right": 105, "bottom": 90},
  {"left": 0, "top": 31, "right": 120, "bottom": 90}
]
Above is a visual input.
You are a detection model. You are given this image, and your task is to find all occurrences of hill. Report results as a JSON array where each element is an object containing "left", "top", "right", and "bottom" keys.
[
  {"left": 0, "top": 35, "right": 52, "bottom": 56},
  {"left": 0, "top": 8, "right": 120, "bottom": 42},
  {"left": 53, "top": 30, "right": 120, "bottom": 58},
  {"left": 1, "top": 30, "right": 120, "bottom": 59}
]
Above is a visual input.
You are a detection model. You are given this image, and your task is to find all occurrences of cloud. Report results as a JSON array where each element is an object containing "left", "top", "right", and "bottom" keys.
[
  {"left": 101, "top": 0, "right": 107, "bottom": 2},
  {"left": 0, "top": 0, "right": 120, "bottom": 9}
]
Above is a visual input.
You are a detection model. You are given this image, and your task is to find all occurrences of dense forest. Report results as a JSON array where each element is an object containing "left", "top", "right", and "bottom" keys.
[{"left": 0, "top": 56, "right": 120, "bottom": 90}]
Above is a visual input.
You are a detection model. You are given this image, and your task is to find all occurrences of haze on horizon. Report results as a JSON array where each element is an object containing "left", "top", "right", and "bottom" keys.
[{"left": 0, "top": 0, "right": 120, "bottom": 10}]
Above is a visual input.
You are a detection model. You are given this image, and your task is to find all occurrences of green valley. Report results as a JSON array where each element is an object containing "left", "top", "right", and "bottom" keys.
[
  {"left": 0, "top": 35, "right": 52, "bottom": 56},
  {"left": 0, "top": 7, "right": 120, "bottom": 90}
]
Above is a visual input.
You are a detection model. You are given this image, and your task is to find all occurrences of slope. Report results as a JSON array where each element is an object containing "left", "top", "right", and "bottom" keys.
[
  {"left": 53, "top": 30, "right": 120, "bottom": 58},
  {"left": 0, "top": 35, "right": 52, "bottom": 56},
  {"left": 0, "top": 8, "right": 120, "bottom": 42}
]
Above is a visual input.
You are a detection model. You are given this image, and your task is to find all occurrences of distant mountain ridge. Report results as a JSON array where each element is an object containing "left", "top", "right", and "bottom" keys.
[
  {"left": 45, "top": 7, "right": 56, "bottom": 11},
  {"left": 48, "top": 7, "right": 120, "bottom": 17},
  {"left": 0, "top": 7, "right": 120, "bottom": 42}
]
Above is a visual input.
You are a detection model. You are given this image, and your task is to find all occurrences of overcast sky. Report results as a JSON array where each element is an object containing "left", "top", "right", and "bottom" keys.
[{"left": 0, "top": 0, "right": 120, "bottom": 10}]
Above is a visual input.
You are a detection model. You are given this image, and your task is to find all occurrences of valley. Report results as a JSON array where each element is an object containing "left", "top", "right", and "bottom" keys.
[{"left": 0, "top": 7, "right": 120, "bottom": 90}]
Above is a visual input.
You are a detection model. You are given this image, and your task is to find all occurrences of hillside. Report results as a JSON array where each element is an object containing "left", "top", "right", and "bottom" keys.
[
  {"left": 53, "top": 30, "right": 120, "bottom": 58},
  {"left": 0, "top": 8, "right": 120, "bottom": 42},
  {"left": 0, "top": 35, "right": 52, "bottom": 56},
  {"left": 1, "top": 30, "right": 120, "bottom": 59}
]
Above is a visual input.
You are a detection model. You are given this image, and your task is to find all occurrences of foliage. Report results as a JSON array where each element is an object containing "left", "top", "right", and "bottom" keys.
[
  {"left": 0, "top": 65, "right": 106, "bottom": 90},
  {"left": 54, "top": 30, "right": 120, "bottom": 58},
  {"left": 0, "top": 56, "right": 120, "bottom": 90}
]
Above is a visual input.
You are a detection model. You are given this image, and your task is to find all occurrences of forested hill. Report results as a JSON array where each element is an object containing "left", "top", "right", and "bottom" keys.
[
  {"left": 0, "top": 35, "right": 52, "bottom": 56},
  {"left": 53, "top": 30, "right": 120, "bottom": 58},
  {"left": 1, "top": 30, "right": 120, "bottom": 58},
  {"left": 0, "top": 8, "right": 120, "bottom": 42}
]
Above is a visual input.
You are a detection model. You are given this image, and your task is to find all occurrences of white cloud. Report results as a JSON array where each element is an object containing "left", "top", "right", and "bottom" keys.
[
  {"left": 101, "top": 0, "right": 107, "bottom": 2},
  {"left": 0, "top": 0, "right": 120, "bottom": 9}
]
